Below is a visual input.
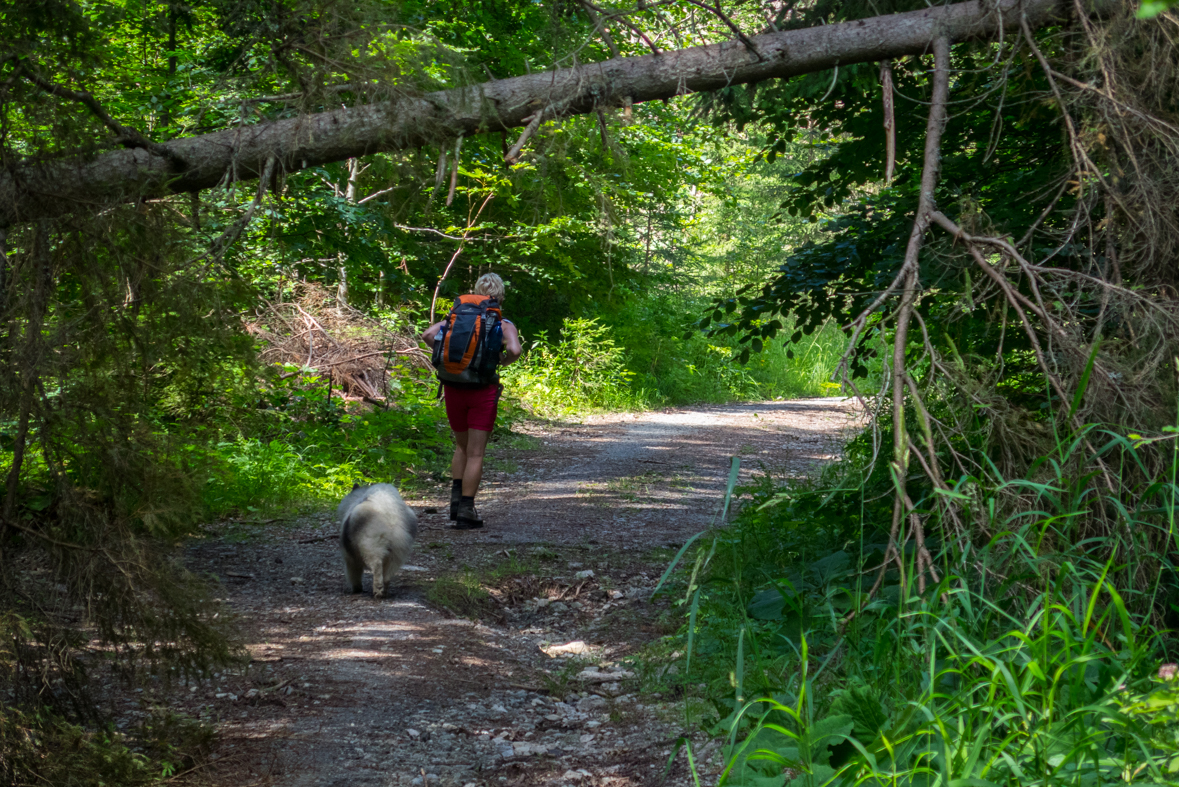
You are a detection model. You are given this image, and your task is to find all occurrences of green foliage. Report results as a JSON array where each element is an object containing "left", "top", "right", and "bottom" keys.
[
  {"left": 503, "top": 317, "right": 640, "bottom": 414},
  {"left": 504, "top": 300, "right": 853, "bottom": 414},
  {"left": 662, "top": 418, "right": 1179, "bottom": 786},
  {"left": 202, "top": 366, "right": 450, "bottom": 517},
  {"left": 1138, "top": 0, "right": 1179, "bottom": 19},
  {"left": 0, "top": 706, "right": 213, "bottom": 787}
]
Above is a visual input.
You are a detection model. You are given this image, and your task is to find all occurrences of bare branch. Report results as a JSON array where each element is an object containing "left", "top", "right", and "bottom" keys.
[
  {"left": 446, "top": 134, "right": 463, "bottom": 207},
  {"left": 428, "top": 192, "right": 497, "bottom": 324},
  {"left": 579, "top": 1, "right": 622, "bottom": 58},
  {"left": 206, "top": 157, "right": 277, "bottom": 265},
  {"left": 579, "top": 0, "right": 663, "bottom": 54},
  {"left": 505, "top": 111, "right": 544, "bottom": 165},
  {"left": 880, "top": 60, "right": 897, "bottom": 183},
  {"left": 682, "top": 0, "right": 763, "bottom": 60},
  {"left": 390, "top": 223, "right": 482, "bottom": 241}
]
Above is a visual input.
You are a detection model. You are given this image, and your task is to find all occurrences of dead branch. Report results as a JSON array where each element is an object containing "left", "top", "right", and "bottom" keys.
[
  {"left": 580, "top": 0, "right": 623, "bottom": 58},
  {"left": 880, "top": 61, "right": 897, "bottom": 183},
  {"left": 428, "top": 192, "right": 497, "bottom": 324},
  {"left": 854, "top": 35, "right": 951, "bottom": 615},
  {"left": 505, "top": 112, "right": 544, "bottom": 165},
  {"left": 446, "top": 134, "right": 463, "bottom": 206},
  {"left": 579, "top": 0, "right": 664, "bottom": 54},
  {"left": 682, "top": 0, "right": 763, "bottom": 60},
  {"left": 205, "top": 157, "right": 277, "bottom": 265}
]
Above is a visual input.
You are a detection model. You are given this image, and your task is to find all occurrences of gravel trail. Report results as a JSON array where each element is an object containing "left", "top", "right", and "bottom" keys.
[{"left": 177, "top": 399, "right": 857, "bottom": 787}]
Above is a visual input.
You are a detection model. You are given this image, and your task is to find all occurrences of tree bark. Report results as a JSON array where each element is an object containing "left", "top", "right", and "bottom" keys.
[{"left": 1, "top": 0, "right": 1092, "bottom": 227}]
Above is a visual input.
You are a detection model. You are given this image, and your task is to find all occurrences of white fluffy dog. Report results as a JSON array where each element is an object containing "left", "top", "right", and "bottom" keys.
[{"left": 337, "top": 482, "right": 418, "bottom": 598}]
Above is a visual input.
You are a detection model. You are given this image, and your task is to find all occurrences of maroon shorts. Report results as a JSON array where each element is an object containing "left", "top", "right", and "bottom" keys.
[{"left": 443, "top": 384, "right": 499, "bottom": 432}]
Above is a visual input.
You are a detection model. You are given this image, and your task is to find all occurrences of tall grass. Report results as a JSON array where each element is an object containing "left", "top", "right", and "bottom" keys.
[{"left": 661, "top": 423, "right": 1179, "bottom": 786}]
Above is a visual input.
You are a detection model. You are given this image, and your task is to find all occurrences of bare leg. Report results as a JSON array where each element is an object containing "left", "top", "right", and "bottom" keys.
[
  {"left": 344, "top": 551, "right": 364, "bottom": 593},
  {"left": 461, "top": 429, "right": 490, "bottom": 497},
  {"left": 452, "top": 430, "right": 468, "bottom": 483}
]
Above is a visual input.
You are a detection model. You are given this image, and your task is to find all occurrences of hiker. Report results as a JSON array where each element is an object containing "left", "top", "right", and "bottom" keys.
[{"left": 421, "top": 273, "right": 522, "bottom": 530}]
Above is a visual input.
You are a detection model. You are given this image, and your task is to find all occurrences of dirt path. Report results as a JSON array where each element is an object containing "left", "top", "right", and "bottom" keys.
[{"left": 180, "top": 400, "right": 857, "bottom": 787}]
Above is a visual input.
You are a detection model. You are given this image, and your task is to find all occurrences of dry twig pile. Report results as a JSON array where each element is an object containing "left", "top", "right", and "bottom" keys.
[{"left": 246, "top": 283, "right": 430, "bottom": 405}]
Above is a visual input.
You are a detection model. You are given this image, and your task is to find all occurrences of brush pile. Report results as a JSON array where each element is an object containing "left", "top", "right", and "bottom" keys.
[{"left": 246, "top": 283, "right": 430, "bottom": 404}]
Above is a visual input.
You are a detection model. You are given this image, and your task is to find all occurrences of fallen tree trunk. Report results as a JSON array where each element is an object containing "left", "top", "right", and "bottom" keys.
[{"left": 1, "top": 0, "right": 1090, "bottom": 226}]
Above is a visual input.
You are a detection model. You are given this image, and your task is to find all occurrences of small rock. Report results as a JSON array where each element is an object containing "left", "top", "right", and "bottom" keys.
[
  {"left": 407, "top": 728, "right": 420, "bottom": 738},
  {"left": 549, "top": 602, "right": 569, "bottom": 614},
  {"left": 512, "top": 741, "right": 549, "bottom": 757},
  {"left": 542, "top": 640, "right": 590, "bottom": 657},
  {"left": 574, "top": 569, "right": 595, "bottom": 580},
  {"left": 411, "top": 778, "right": 423, "bottom": 787},
  {"left": 608, "top": 589, "right": 624, "bottom": 599},
  {"left": 490, "top": 704, "right": 507, "bottom": 714},
  {"left": 401, "top": 565, "right": 428, "bottom": 572},
  {"left": 289, "top": 576, "right": 304, "bottom": 585},
  {"left": 567, "top": 562, "right": 583, "bottom": 568},
  {"left": 576, "top": 667, "right": 634, "bottom": 681},
  {"left": 244, "top": 688, "right": 259, "bottom": 699},
  {"left": 585, "top": 720, "right": 601, "bottom": 728},
  {"left": 576, "top": 695, "right": 607, "bottom": 713},
  {"left": 535, "top": 598, "right": 551, "bottom": 609}
]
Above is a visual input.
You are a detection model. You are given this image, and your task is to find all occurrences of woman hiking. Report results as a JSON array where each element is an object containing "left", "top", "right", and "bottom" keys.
[{"left": 421, "top": 273, "right": 523, "bottom": 529}]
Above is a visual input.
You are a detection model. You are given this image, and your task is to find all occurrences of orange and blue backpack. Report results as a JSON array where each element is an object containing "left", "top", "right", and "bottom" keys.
[{"left": 430, "top": 294, "right": 504, "bottom": 387}]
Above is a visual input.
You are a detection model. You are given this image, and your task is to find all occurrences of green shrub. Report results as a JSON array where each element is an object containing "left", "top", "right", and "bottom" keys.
[
  {"left": 502, "top": 317, "right": 641, "bottom": 414},
  {"left": 0, "top": 707, "right": 213, "bottom": 787},
  {"left": 201, "top": 364, "right": 450, "bottom": 517}
]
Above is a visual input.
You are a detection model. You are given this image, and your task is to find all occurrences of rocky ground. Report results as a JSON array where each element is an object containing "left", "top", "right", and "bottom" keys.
[{"left": 164, "top": 400, "right": 858, "bottom": 787}]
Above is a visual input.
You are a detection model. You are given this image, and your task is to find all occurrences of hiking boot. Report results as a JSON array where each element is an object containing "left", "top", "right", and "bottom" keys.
[{"left": 453, "top": 499, "right": 484, "bottom": 530}]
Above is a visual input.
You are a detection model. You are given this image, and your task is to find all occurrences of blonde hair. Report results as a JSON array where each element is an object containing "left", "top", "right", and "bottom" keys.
[{"left": 474, "top": 272, "right": 505, "bottom": 302}]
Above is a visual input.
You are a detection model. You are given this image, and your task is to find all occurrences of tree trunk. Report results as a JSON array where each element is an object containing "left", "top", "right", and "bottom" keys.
[{"left": 1, "top": 0, "right": 1092, "bottom": 227}]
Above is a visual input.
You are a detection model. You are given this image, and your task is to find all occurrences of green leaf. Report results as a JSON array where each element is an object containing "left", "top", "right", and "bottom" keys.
[
  {"left": 1137, "top": 0, "right": 1177, "bottom": 18},
  {"left": 748, "top": 588, "right": 787, "bottom": 621}
]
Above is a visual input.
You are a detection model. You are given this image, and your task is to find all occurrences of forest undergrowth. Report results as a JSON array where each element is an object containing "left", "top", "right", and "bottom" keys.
[{"left": 652, "top": 411, "right": 1179, "bottom": 785}]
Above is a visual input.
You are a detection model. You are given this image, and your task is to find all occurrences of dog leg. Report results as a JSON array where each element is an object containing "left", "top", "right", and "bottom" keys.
[
  {"left": 343, "top": 551, "right": 364, "bottom": 594},
  {"left": 381, "top": 554, "right": 400, "bottom": 597},
  {"left": 369, "top": 558, "right": 385, "bottom": 599}
]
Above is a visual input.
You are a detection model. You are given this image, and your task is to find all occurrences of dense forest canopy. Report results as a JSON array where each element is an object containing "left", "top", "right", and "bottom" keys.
[{"left": 3, "top": 0, "right": 1179, "bottom": 783}]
